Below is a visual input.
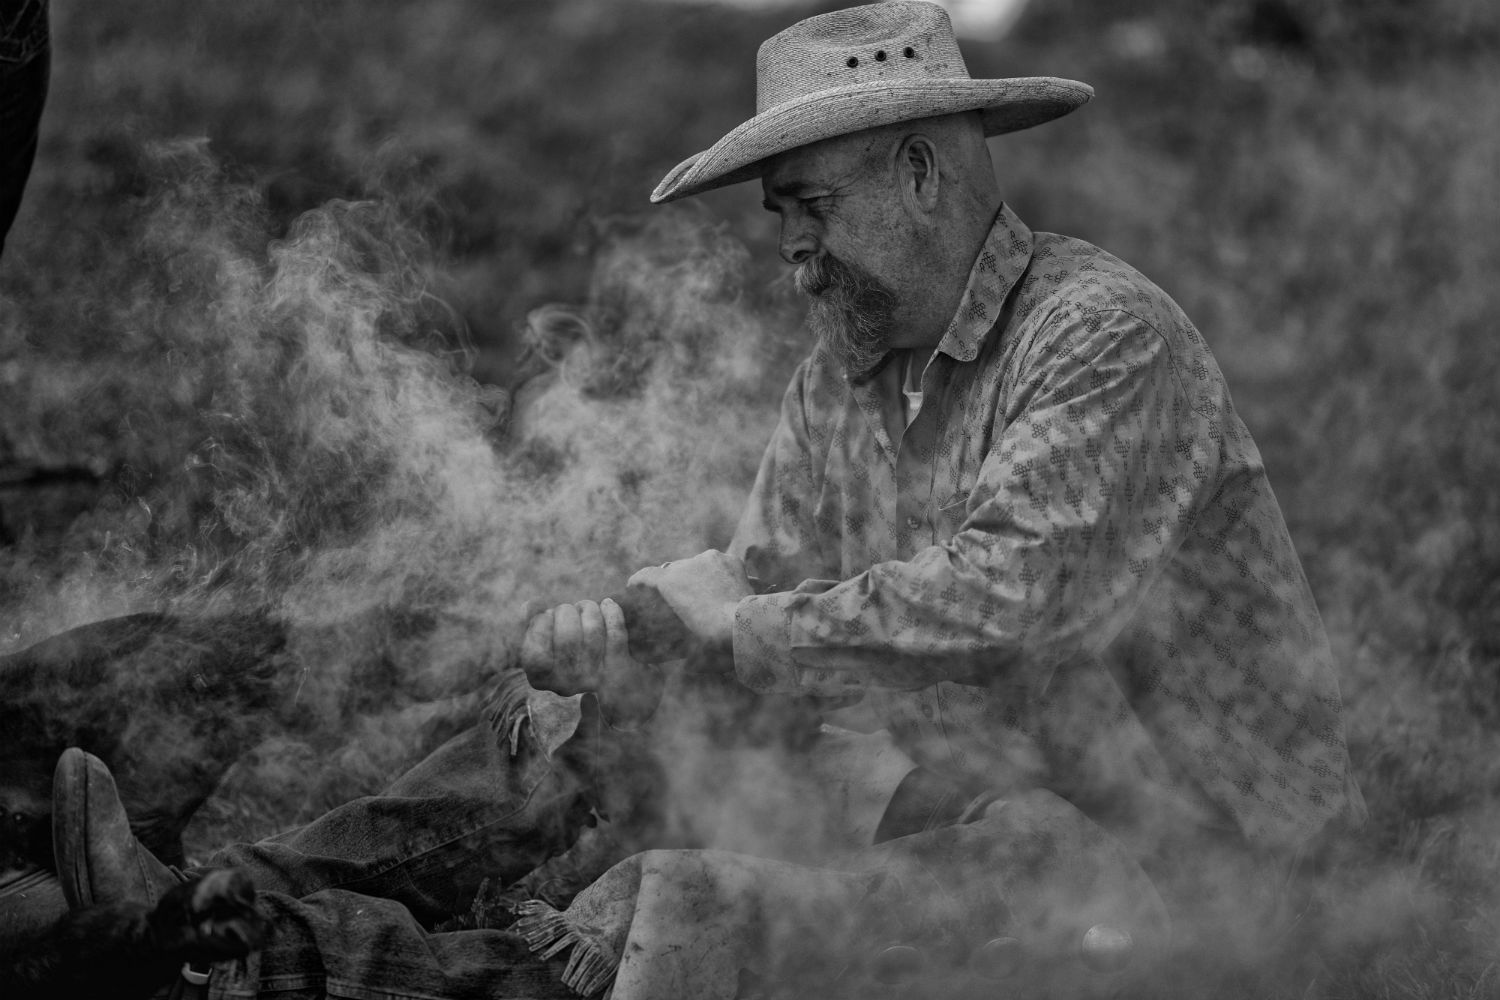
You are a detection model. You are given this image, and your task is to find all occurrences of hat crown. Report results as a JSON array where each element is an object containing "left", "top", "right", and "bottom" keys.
[{"left": 755, "top": 2, "right": 970, "bottom": 114}]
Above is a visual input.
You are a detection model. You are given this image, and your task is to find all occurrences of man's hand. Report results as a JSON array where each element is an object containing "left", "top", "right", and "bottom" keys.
[
  {"left": 627, "top": 549, "right": 753, "bottom": 651},
  {"left": 518, "top": 597, "right": 662, "bottom": 726},
  {"left": 520, "top": 597, "right": 630, "bottom": 692}
]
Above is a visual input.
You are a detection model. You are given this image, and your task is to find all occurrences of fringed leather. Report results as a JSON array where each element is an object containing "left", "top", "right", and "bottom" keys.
[
  {"left": 515, "top": 899, "right": 623, "bottom": 997},
  {"left": 482, "top": 669, "right": 586, "bottom": 761}
]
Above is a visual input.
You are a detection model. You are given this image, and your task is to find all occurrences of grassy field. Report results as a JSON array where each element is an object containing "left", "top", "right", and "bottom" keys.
[{"left": 2, "top": 0, "right": 1498, "bottom": 995}]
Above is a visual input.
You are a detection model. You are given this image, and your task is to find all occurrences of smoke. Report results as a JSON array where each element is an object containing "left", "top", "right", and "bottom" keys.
[
  {"left": 2, "top": 138, "right": 1198, "bottom": 995},
  {"left": 2, "top": 132, "right": 1485, "bottom": 998},
  {"left": 0, "top": 138, "right": 796, "bottom": 848}
]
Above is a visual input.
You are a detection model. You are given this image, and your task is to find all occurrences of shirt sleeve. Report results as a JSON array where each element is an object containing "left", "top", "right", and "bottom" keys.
[{"left": 731, "top": 306, "right": 1221, "bottom": 697}]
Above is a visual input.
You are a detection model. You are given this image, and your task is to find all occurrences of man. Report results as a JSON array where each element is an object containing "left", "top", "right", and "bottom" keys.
[
  {"left": 20, "top": 3, "right": 1363, "bottom": 997},
  {"left": 541, "top": 0, "right": 1364, "bottom": 900}
]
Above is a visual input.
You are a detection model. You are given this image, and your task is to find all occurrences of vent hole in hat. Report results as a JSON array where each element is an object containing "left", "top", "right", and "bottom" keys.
[
  {"left": 875, "top": 50, "right": 887, "bottom": 61},
  {"left": 846, "top": 56, "right": 859, "bottom": 67},
  {"left": 903, "top": 46, "right": 915, "bottom": 58}
]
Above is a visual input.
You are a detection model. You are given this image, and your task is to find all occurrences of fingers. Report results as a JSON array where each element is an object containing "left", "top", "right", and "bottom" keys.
[
  {"left": 513, "top": 597, "right": 660, "bottom": 728},
  {"left": 521, "top": 606, "right": 554, "bottom": 677},
  {"left": 578, "top": 600, "right": 607, "bottom": 667},
  {"left": 518, "top": 599, "right": 623, "bottom": 686},
  {"left": 553, "top": 602, "right": 582, "bottom": 668},
  {"left": 600, "top": 597, "right": 632, "bottom": 668}
]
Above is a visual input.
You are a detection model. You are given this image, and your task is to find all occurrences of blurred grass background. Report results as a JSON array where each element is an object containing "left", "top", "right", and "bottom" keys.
[{"left": 1, "top": 0, "right": 1498, "bottom": 995}]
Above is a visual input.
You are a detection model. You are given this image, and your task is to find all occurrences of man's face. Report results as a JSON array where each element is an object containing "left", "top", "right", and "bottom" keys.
[{"left": 761, "top": 133, "right": 916, "bottom": 376}]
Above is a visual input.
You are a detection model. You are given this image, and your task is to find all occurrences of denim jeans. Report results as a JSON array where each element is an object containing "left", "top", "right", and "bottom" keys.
[
  {"left": 187, "top": 717, "right": 1248, "bottom": 1000},
  {"left": 207, "top": 889, "right": 575, "bottom": 1000},
  {"left": 157, "top": 672, "right": 1238, "bottom": 998},
  {"left": 204, "top": 725, "right": 597, "bottom": 928},
  {"left": 0, "top": 0, "right": 48, "bottom": 258},
  {"left": 199, "top": 725, "right": 596, "bottom": 999},
  {"left": 194, "top": 723, "right": 919, "bottom": 999}
]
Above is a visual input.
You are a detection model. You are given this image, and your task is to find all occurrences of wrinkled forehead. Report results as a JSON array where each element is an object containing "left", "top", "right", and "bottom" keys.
[{"left": 760, "top": 128, "right": 889, "bottom": 196}]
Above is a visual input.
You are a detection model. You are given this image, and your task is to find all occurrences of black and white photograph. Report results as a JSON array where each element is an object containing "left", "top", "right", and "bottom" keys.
[{"left": 1, "top": 0, "right": 1495, "bottom": 996}]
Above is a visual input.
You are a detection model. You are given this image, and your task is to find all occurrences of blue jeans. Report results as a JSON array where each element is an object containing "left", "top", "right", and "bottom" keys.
[{"left": 0, "top": 0, "right": 48, "bottom": 258}]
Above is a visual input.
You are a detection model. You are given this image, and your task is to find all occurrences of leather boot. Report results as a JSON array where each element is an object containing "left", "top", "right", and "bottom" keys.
[{"left": 51, "top": 747, "right": 182, "bottom": 910}]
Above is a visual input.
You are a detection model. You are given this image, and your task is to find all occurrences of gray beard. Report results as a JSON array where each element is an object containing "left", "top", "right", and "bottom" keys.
[{"left": 797, "top": 254, "right": 898, "bottom": 378}]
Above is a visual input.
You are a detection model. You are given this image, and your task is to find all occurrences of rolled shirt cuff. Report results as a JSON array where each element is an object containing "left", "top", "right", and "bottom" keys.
[{"left": 732, "top": 591, "right": 869, "bottom": 697}]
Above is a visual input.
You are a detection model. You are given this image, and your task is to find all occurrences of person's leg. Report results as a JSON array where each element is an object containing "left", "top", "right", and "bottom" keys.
[
  {"left": 0, "top": 0, "right": 50, "bottom": 258},
  {"left": 203, "top": 724, "right": 605, "bottom": 926},
  {"left": 204, "top": 888, "right": 576, "bottom": 1000},
  {"left": 651, "top": 723, "right": 919, "bottom": 865},
  {"left": 510, "top": 791, "right": 1174, "bottom": 1000},
  {"left": 51, "top": 746, "right": 587, "bottom": 999}
]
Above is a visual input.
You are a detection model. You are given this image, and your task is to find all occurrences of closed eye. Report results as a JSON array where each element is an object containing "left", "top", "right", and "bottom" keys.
[
  {"left": 763, "top": 183, "right": 836, "bottom": 212},
  {"left": 803, "top": 196, "right": 833, "bottom": 219}
]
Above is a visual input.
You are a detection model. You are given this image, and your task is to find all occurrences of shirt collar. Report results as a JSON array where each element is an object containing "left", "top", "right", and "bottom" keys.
[{"left": 932, "top": 203, "right": 1034, "bottom": 364}]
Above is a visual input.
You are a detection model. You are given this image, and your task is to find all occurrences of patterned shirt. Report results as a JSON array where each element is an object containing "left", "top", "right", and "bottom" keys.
[{"left": 728, "top": 205, "right": 1364, "bottom": 850}]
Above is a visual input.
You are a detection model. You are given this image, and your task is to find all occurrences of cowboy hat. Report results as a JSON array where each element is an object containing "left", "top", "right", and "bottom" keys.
[{"left": 650, "top": 1, "right": 1093, "bottom": 203}]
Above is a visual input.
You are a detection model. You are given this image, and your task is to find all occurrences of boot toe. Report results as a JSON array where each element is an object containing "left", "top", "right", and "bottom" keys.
[{"left": 52, "top": 747, "right": 180, "bottom": 910}]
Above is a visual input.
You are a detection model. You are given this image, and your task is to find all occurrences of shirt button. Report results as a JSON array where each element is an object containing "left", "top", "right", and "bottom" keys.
[{"left": 905, "top": 515, "right": 921, "bottom": 530}]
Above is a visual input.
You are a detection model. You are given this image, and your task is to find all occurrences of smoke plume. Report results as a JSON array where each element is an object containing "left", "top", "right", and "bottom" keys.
[{"left": 0, "top": 138, "right": 794, "bottom": 849}]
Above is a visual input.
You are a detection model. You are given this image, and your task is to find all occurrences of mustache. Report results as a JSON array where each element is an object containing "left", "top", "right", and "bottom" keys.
[
  {"left": 795, "top": 253, "right": 896, "bottom": 304},
  {"left": 795, "top": 253, "right": 843, "bottom": 297}
]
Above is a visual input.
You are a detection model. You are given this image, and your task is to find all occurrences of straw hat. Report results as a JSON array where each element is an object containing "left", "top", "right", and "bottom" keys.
[{"left": 650, "top": 1, "right": 1093, "bottom": 203}]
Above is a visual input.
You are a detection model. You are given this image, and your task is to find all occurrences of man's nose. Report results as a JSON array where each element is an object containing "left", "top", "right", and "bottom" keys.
[{"left": 778, "top": 221, "right": 816, "bottom": 265}]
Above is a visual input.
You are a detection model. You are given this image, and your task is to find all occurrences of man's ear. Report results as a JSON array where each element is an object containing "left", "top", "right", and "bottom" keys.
[{"left": 896, "top": 134, "right": 941, "bottom": 214}]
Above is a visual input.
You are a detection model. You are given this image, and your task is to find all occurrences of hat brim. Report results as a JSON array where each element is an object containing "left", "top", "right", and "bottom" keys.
[{"left": 651, "top": 76, "right": 1092, "bottom": 204}]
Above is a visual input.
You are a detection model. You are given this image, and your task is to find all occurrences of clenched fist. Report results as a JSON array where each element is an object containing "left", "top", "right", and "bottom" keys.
[{"left": 519, "top": 597, "right": 661, "bottom": 726}]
